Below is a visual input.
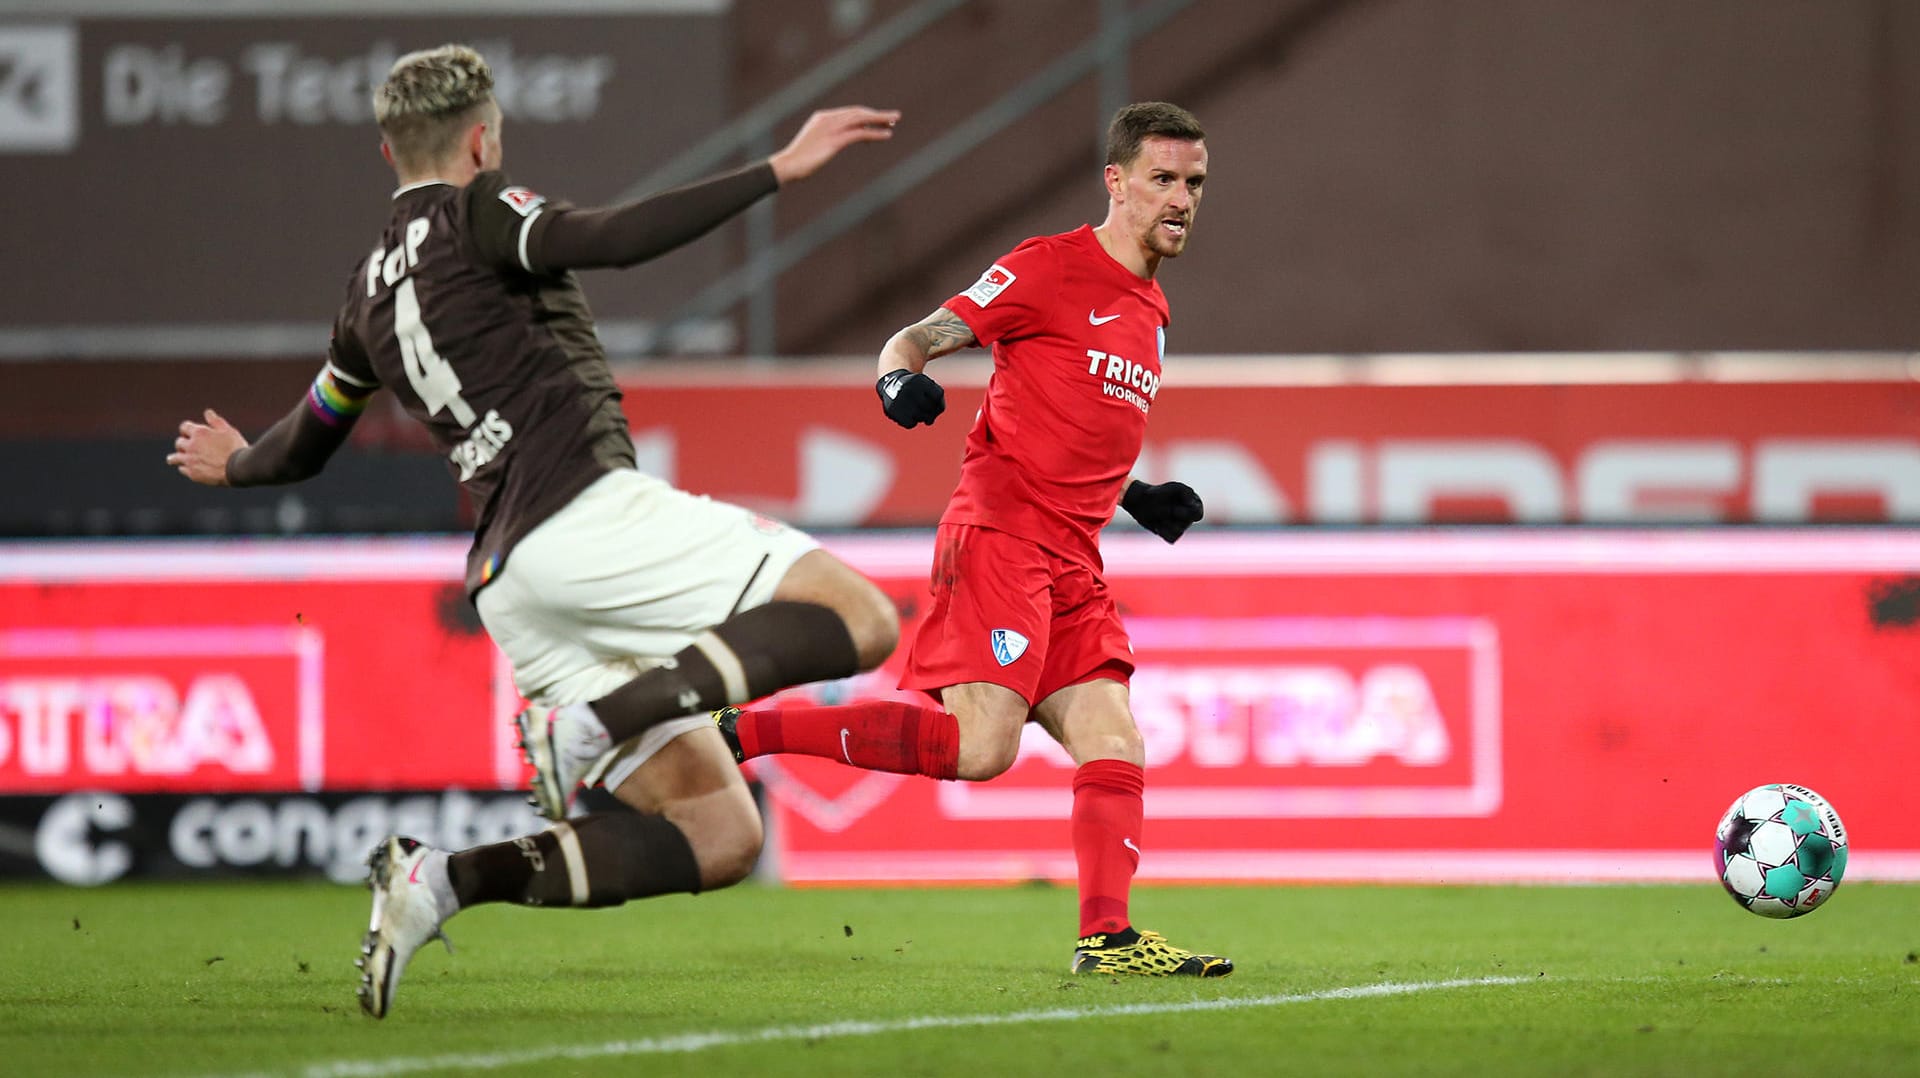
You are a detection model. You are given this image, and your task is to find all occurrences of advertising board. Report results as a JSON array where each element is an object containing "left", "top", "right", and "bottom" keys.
[
  {"left": 616, "top": 377, "right": 1920, "bottom": 526},
  {"left": 4, "top": 530, "right": 1916, "bottom": 883}
]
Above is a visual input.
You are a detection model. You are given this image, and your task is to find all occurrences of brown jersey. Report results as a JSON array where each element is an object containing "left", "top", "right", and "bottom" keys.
[{"left": 327, "top": 171, "right": 636, "bottom": 594}]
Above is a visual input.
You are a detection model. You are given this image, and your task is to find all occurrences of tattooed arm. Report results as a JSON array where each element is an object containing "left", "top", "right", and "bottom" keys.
[
  {"left": 876, "top": 307, "right": 976, "bottom": 380},
  {"left": 873, "top": 307, "right": 973, "bottom": 429}
]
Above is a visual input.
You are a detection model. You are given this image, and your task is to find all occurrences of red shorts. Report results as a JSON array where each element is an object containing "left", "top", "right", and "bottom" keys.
[{"left": 900, "top": 524, "right": 1133, "bottom": 706}]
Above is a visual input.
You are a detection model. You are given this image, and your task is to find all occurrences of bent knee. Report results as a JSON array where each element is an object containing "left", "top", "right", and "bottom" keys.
[
  {"left": 776, "top": 551, "right": 900, "bottom": 671},
  {"left": 841, "top": 582, "right": 900, "bottom": 671},
  {"left": 663, "top": 792, "right": 765, "bottom": 891},
  {"left": 1070, "top": 725, "right": 1145, "bottom": 767},
  {"left": 695, "top": 813, "right": 764, "bottom": 890},
  {"left": 955, "top": 733, "right": 1020, "bottom": 781}
]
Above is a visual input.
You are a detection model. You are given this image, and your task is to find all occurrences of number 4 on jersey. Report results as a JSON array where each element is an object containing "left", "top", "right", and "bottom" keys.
[{"left": 394, "top": 278, "right": 478, "bottom": 428}]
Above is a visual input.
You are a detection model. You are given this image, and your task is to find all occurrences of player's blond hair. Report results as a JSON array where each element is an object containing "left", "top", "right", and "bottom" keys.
[
  {"left": 1105, "top": 102, "right": 1205, "bottom": 168},
  {"left": 374, "top": 44, "right": 496, "bottom": 171}
]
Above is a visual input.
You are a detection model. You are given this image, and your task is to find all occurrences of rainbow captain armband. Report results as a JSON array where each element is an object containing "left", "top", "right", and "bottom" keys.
[{"left": 306, "top": 363, "right": 375, "bottom": 426}]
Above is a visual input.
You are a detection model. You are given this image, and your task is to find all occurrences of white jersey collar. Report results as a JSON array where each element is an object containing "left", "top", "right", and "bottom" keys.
[{"left": 391, "top": 179, "right": 453, "bottom": 199}]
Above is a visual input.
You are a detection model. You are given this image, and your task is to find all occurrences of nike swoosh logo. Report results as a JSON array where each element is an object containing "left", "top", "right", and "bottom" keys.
[
  {"left": 883, "top": 380, "right": 901, "bottom": 399},
  {"left": 1122, "top": 837, "right": 1141, "bottom": 856},
  {"left": 1089, "top": 309, "right": 1122, "bottom": 326},
  {"left": 408, "top": 859, "right": 424, "bottom": 885},
  {"left": 840, "top": 728, "right": 853, "bottom": 764}
]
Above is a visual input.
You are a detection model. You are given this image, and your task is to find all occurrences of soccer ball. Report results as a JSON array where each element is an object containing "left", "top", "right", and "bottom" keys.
[{"left": 1714, "top": 783, "right": 1848, "bottom": 918}]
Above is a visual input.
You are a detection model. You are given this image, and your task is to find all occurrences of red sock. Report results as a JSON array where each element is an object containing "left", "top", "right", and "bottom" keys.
[
  {"left": 735, "top": 701, "right": 959, "bottom": 780},
  {"left": 1072, "top": 759, "right": 1145, "bottom": 937}
]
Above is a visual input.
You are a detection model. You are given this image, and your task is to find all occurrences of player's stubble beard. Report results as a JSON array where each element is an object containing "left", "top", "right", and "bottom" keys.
[
  {"left": 1131, "top": 186, "right": 1194, "bottom": 260},
  {"left": 1150, "top": 223, "right": 1189, "bottom": 258},
  {"left": 1143, "top": 211, "right": 1191, "bottom": 260}
]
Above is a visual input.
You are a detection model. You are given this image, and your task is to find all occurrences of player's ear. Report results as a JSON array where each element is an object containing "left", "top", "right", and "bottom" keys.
[
  {"left": 379, "top": 141, "right": 395, "bottom": 169},
  {"left": 1103, "top": 162, "right": 1125, "bottom": 201},
  {"left": 466, "top": 122, "right": 488, "bottom": 168}
]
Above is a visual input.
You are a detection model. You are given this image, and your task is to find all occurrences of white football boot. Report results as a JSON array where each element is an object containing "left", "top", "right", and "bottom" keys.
[
  {"left": 514, "top": 702, "right": 612, "bottom": 819},
  {"left": 356, "top": 835, "right": 456, "bottom": 1019}
]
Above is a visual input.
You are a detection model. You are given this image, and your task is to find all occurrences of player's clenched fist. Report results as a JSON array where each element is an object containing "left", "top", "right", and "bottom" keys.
[
  {"left": 1121, "top": 479, "right": 1204, "bottom": 543},
  {"left": 877, "top": 368, "right": 946, "bottom": 428}
]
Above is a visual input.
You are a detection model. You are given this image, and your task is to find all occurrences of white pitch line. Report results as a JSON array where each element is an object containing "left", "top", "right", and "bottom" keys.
[{"left": 217, "top": 975, "right": 1532, "bottom": 1078}]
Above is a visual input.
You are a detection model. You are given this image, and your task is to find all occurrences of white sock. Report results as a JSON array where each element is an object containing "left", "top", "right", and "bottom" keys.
[
  {"left": 560, "top": 701, "right": 613, "bottom": 759},
  {"left": 420, "top": 849, "right": 460, "bottom": 921}
]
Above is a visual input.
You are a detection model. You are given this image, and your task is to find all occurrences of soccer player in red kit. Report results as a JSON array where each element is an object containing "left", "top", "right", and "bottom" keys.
[{"left": 718, "top": 102, "right": 1229, "bottom": 977}]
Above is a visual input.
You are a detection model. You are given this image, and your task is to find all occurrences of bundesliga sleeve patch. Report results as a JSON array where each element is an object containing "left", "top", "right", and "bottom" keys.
[
  {"left": 498, "top": 186, "right": 547, "bottom": 216},
  {"left": 962, "top": 263, "right": 1017, "bottom": 307}
]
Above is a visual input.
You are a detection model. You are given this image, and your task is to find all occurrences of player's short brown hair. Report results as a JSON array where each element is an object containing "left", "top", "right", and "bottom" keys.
[
  {"left": 1105, "top": 102, "right": 1205, "bottom": 168},
  {"left": 375, "top": 44, "right": 496, "bottom": 171}
]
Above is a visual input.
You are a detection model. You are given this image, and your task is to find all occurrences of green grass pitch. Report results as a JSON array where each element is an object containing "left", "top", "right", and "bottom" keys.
[{"left": 2, "top": 880, "right": 1917, "bottom": 1077}]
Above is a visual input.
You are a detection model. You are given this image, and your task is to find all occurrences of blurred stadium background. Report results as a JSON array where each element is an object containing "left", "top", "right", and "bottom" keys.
[{"left": 1, "top": 0, "right": 1917, "bottom": 893}]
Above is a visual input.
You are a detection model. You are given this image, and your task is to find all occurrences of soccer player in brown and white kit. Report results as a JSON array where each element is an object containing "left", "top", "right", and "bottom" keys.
[{"left": 169, "top": 45, "right": 901, "bottom": 1018}]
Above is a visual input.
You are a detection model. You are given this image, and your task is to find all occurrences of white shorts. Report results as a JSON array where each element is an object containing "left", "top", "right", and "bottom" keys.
[{"left": 476, "top": 468, "right": 820, "bottom": 790}]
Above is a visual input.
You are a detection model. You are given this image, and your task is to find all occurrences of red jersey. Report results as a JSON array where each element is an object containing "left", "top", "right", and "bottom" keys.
[{"left": 939, "top": 225, "right": 1170, "bottom": 569}]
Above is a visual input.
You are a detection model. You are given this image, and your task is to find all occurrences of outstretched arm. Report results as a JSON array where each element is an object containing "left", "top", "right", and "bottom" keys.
[
  {"left": 532, "top": 106, "right": 900, "bottom": 272},
  {"left": 875, "top": 307, "right": 974, "bottom": 429},
  {"left": 768, "top": 105, "right": 901, "bottom": 184},
  {"left": 172, "top": 396, "right": 363, "bottom": 487},
  {"left": 169, "top": 401, "right": 355, "bottom": 487},
  {"left": 169, "top": 361, "right": 374, "bottom": 487}
]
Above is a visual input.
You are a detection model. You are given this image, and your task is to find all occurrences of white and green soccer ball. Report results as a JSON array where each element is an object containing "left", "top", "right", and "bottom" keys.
[{"left": 1714, "top": 783, "right": 1848, "bottom": 919}]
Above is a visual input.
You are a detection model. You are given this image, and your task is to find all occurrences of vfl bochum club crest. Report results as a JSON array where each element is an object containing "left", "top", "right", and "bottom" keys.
[{"left": 990, "top": 628, "right": 1030, "bottom": 666}]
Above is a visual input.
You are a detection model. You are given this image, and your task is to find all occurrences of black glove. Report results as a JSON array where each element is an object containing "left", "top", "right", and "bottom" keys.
[
  {"left": 1121, "top": 480, "right": 1204, "bottom": 543},
  {"left": 877, "top": 368, "right": 946, "bottom": 428}
]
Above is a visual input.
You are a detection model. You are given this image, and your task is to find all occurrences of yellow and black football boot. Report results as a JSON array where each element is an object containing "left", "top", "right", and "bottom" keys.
[
  {"left": 712, "top": 706, "right": 746, "bottom": 764},
  {"left": 1072, "top": 928, "right": 1234, "bottom": 978}
]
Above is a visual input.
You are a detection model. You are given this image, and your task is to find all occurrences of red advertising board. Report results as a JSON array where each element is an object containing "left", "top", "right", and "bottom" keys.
[
  {"left": 0, "top": 544, "right": 518, "bottom": 793},
  {"left": 752, "top": 531, "right": 1920, "bottom": 884},
  {"left": 615, "top": 374, "right": 1920, "bottom": 527},
  {"left": 0, "top": 626, "right": 321, "bottom": 792},
  {"left": 3, "top": 531, "right": 1917, "bottom": 883}
]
